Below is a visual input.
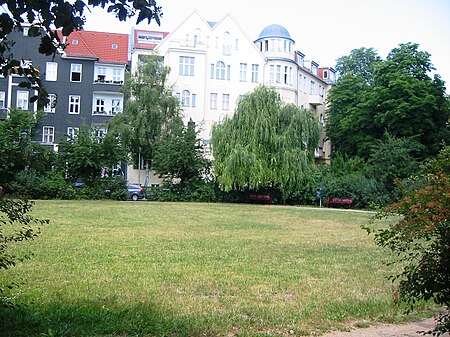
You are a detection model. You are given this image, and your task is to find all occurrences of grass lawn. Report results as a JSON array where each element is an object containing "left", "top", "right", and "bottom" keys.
[{"left": 0, "top": 201, "right": 435, "bottom": 337}]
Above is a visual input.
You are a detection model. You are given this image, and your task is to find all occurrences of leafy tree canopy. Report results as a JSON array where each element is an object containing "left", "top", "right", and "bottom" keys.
[
  {"left": 212, "top": 86, "right": 320, "bottom": 198},
  {"left": 153, "top": 118, "right": 208, "bottom": 185},
  {"left": 0, "top": 0, "right": 162, "bottom": 107},
  {"left": 327, "top": 43, "right": 450, "bottom": 159},
  {"left": 106, "top": 55, "right": 181, "bottom": 170}
]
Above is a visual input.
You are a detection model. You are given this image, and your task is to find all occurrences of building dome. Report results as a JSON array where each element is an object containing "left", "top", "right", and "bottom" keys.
[{"left": 257, "top": 24, "right": 294, "bottom": 42}]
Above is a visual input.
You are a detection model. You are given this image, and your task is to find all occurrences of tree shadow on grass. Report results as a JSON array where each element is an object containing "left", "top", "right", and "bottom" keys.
[{"left": 0, "top": 299, "right": 204, "bottom": 337}]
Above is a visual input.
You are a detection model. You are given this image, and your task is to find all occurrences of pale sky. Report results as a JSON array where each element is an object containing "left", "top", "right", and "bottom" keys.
[{"left": 84, "top": 0, "right": 450, "bottom": 88}]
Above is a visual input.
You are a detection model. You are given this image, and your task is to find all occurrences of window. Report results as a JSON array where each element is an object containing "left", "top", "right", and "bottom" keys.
[
  {"left": 112, "top": 44, "right": 118, "bottom": 49},
  {"left": 179, "top": 56, "right": 195, "bottom": 76},
  {"left": 210, "top": 64, "right": 215, "bottom": 79},
  {"left": 181, "top": 90, "right": 196, "bottom": 107},
  {"left": 270, "top": 65, "right": 275, "bottom": 83},
  {"left": 222, "top": 94, "right": 230, "bottom": 110},
  {"left": 276, "top": 65, "right": 281, "bottom": 83},
  {"left": 239, "top": 63, "right": 247, "bottom": 81},
  {"left": 111, "top": 99, "right": 121, "bottom": 114},
  {"left": 67, "top": 127, "right": 79, "bottom": 140},
  {"left": 222, "top": 31, "right": 231, "bottom": 55},
  {"left": 323, "top": 70, "right": 329, "bottom": 79},
  {"left": 227, "top": 65, "right": 231, "bottom": 80},
  {"left": 310, "top": 80, "right": 315, "bottom": 95},
  {"left": 42, "top": 126, "right": 55, "bottom": 143},
  {"left": 70, "top": 64, "right": 82, "bottom": 82},
  {"left": 303, "top": 76, "right": 307, "bottom": 92},
  {"left": 216, "top": 61, "right": 225, "bottom": 80},
  {"left": 284, "top": 66, "right": 289, "bottom": 84},
  {"left": 0, "top": 91, "right": 5, "bottom": 108},
  {"left": 17, "top": 90, "right": 29, "bottom": 110},
  {"left": 95, "top": 98, "right": 105, "bottom": 113},
  {"left": 44, "top": 94, "right": 57, "bottom": 113},
  {"left": 113, "top": 68, "right": 122, "bottom": 82},
  {"left": 96, "top": 67, "right": 106, "bottom": 81},
  {"left": 181, "top": 90, "right": 190, "bottom": 107},
  {"left": 210, "top": 93, "right": 217, "bottom": 109},
  {"left": 251, "top": 64, "right": 259, "bottom": 83},
  {"left": 69, "top": 95, "right": 80, "bottom": 114},
  {"left": 45, "top": 62, "right": 58, "bottom": 81}
]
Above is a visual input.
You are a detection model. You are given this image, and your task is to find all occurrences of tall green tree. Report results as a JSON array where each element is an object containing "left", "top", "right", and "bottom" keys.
[
  {"left": 153, "top": 118, "right": 208, "bottom": 185},
  {"left": 212, "top": 86, "right": 319, "bottom": 199},
  {"left": 327, "top": 43, "right": 450, "bottom": 159},
  {"left": 106, "top": 55, "right": 181, "bottom": 172},
  {"left": 0, "top": 0, "right": 161, "bottom": 108}
]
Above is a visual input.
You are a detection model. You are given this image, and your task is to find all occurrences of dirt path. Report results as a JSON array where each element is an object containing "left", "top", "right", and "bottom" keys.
[{"left": 319, "top": 317, "right": 449, "bottom": 337}]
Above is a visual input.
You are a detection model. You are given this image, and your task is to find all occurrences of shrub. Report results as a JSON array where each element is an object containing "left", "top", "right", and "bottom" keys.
[{"left": 366, "top": 146, "right": 450, "bottom": 335}]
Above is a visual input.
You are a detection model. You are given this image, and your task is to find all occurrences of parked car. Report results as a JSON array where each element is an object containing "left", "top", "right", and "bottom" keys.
[{"left": 127, "top": 185, "right": 145, "bottom": 201}]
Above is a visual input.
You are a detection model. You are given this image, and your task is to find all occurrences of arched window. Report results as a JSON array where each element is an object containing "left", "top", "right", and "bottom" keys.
[
  {"left": 216, "top": 61, "right": 225, "bottom": 80},
  {"left": 182, "top": 90, "right": 190, "bottom": 107}
]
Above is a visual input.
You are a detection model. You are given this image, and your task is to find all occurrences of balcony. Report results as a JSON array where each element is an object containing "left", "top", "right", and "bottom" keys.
[{"left": 309, "top": 95, "right": 323, "bottom": 106}]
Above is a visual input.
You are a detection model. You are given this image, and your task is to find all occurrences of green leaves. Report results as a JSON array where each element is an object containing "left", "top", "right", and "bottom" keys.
[
  {"left": 328, "top": 43, "right": 450, "bottom": 159},
  {"left": 212, "top": 86, "right": 320, "bottom": 198}
]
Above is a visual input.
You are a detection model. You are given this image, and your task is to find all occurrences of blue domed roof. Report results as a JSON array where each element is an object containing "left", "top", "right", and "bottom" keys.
[{"left": 257, "top": 24, "right": 294, "bottom": 42}]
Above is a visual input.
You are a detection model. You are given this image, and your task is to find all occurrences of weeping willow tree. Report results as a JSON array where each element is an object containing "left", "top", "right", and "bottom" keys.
[{"left": 212, "top": 86, "right": 320, "bottom": 199}]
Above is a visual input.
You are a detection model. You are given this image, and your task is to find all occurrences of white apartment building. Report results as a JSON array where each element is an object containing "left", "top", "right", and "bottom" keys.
[{"left": 128, "top": 10, "right": 334, "bottom": 184}]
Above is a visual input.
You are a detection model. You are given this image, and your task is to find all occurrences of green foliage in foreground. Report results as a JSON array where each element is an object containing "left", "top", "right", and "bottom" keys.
[
  {"left": 367, "top": 146, "right": 450, "bottom": 335},
  {"left": 0, "top": 201, "right": 438, "bottom": 337}
]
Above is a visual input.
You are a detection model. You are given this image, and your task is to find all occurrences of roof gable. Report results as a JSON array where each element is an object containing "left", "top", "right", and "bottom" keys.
[{"left": 61, "top": 30, "right": 128, "bottom": 64}]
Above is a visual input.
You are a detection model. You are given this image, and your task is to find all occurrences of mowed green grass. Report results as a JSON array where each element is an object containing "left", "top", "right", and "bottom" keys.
[{"left": 0, "top": 201, "right": 434, "bottom": 336}]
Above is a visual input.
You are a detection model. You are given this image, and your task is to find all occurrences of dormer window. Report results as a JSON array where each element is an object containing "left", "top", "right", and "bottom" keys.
[
  {"left": 112, "top": 44, "right": 118, "bottom": 49},
  {"left": 72, "top": 40, "right": 79, "bottom": 45}
]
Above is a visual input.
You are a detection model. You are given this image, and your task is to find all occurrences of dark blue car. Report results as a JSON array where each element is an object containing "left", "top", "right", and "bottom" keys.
[{"left": 126, "top": 185, "right": 145, "bottom": 201}]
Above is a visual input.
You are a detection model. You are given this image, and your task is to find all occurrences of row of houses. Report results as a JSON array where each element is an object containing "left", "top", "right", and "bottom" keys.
[{"left": 0, "top": 10, "right": 336, "bottom": 185}]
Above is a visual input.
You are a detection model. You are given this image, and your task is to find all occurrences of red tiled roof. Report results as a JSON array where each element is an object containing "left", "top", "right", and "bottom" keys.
[
  {"left": 133, "top": 29, "right": 169, "bottom": 50},
  {"left": 58, "top": 30, "right": 129, "bottom": 64}
]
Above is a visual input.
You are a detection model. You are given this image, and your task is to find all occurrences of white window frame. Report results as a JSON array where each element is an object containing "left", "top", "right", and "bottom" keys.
[
  {"left": 111, "top": 99, "right": 121, "bottom": 114},
  {"left": 222, "top": 94, "right": 230, "bottom": 110},
  {"left": 45, "top": 62, "right": 58, "bottom": 81},
  {"left": 270, "top": 65, "right": 275, "bottom": 83},
  {"left": 96, "top": 66, "right": 106, "bottom": 82},
  {"left": 0, "top": 91, "right": 5, "bottom": 108},
  {"left": 179, "top": 56, "right": 195, "bottom": 76},
  {"left": 310, "top": 80, "right": 315, "bottom": 95},
  {"left": 69, "top": 95, "right": 80, "bottom": 114},
  {"left": 17, "top": 90, "right": 29, "bottom": 110},
  {"left": 216, "top": 61, "right": 225, "bottom": 80},
  {"left": 44, "top": 94, "right": 57, "bottom": 113},
  {"left": 181, "top": 90, "right": 190, "bottom": 107},
  {"left": 240, "top": 63, "right": 247, "bottom": 82},
  {"left": 42, "top": 126, "right": 55, "bottom": 143},
  {"left": 113, "top": 68, "right": 122, "bottom": 82},
  {"left": 276, "top": 65, "right": 281, "bottom": 83},
  {"left": 70, "top": 63, "right": 82, "bottom": 82},
  {"left": 95, "top": 98, "right": 106, "bottom": 114},
  {"left": 251, "top": 64, "right": 259, "bottom": 83},
  {"left": 210, "top": 93, "right": 217, "bottom": 110},
  {"left": 67, "top": 127, "right": 79, "bottom": 140}
]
